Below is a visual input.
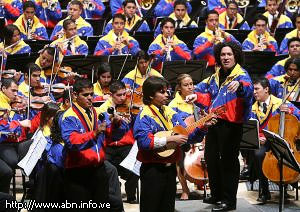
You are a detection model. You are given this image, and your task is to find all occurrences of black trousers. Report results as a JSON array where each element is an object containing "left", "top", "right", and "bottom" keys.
[
  {"left": 140, "top": 163, "right": 176, "bottom": 212},
  {"left": 0, "top": 144, "right": 18, "bottom": 193},
  {"left": 105, "top": 145, "right": 139, "bottom": 200},
  {"left": 205, "top": 120, "right": 242, "bottom": 207},
  {"left": 64, "top": 164, "right": 109, "bottom": 212}
]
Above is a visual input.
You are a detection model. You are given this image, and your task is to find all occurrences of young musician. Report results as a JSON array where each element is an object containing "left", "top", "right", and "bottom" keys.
[
  {"left": 242, "top": 14, "right": 278, "bottom": 54},
  {"left": 266, "top": 37, "right": 300, "bottom": 79},
  {"left": 103, "top": 0, "right": 150, "bottom": 35},
  {"left": 18, "top": 63, "right": 41, "bottom": 98},
  {"left": 0, "top": 0, "right": 22, "bottom": 25},
  {"left": 193, "top": 10, "right": 239, "bottom": 68},
  {"left": 134, "top": 76, "right": 213, "bottom": 212},
  {"left": 218, "top": 1, "right": 250, "bottom": 30},
  {"left": 94, "top": 13, "right": 140, "bottom": 56},
  {"left": 148, "top": 17, "right": 191, "bottom": 71},
  {"left": 208, "top": 0, "right": 266, "bottom": 13},
  {"left": 250, "top": 78, "right": 300, "bottom": 204},
  {"left": 93, "top": 62, "right": 112, "bottom": 102},
  {"left": 154, "top": 0, "right": 198, "bottom": 37},
  {"left": 279, "top": 14, "right": 300, "bottom": 55},
  {"left": 50, "top": 0, "right": 93, "bottom": 40},
  {"left": 192, "top": 41, "right": 253, "bottom": 211},
  {"left": 51, "top": 19, "right": 88, "bottom": 56},
  {"left": 13, "top": 1, "right": 49, "bottom": 40},
  {"left": 154, "top": 0, "right": 192, "bottom": 17}
]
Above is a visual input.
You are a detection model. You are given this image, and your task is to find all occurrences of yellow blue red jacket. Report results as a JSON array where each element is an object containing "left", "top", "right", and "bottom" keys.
[
  {"left": 148, "top": 34, "right": 191, "bottom": 70},
  {"left": 269, "top": 74, "right": 300, "bottom": 99},
  {"left": 154, "top": 0, "right": 192, "bottom": 17},
  {"left": 0, "top": 0, "right": 22, "bottom": 25},
  {"left": 0, "top": 119, "right": 22, "bottom": 143},
  {"left": 250, "top": 95, "right": 300, "bottom": 138},
  {"left": 279, "top": 29, "right": 298, "bottom": 55},
  {"left": 219, "top": 11, "right": 250, "bottom": 30},
  {"left": 96, "top": 98, "right": 135, "bottom": 147},
  {"left": 80, "top": 0, "right": 106, "bottom": 19},
  {"left": 50, "top": 16, "right": 93, "bottom": 40},
  {"left": 50, "top": 35, "right": 88, "bottom": 56},
  {"left": 133, "top": 104, "right": 206, "bottom": 164},
  {"left": 242, "top": 30, "right": 278, "bottom": 54},
  {"left": 193, "top": 27, "right": 239, "bottom": 66},
  {"left": 263, "top": 11, "right": 293, "bottom": 29},
  {"left": 109, "top": 0, "right": 123, "bottom": 15},
  {"left": 208, "top": 0, "right": 266, "bottom": 12},
  {"left": 93, "top": 81, "right": 106, "bottom": 101},
  {"left": 94, "top": 30, "right": 140, "bottom": 56},
  {"left": 61, "top": 103, "right": 106, "bottom": 168},
  {"left": 103, "top": 14, "right": 150, "bottom": 35},
  {"left": 32, "top": 0, "right": 62, "bottom": 29},
  {"left": 265, "top": 57, "right": 289, "bottom": 79},
  {"left": 195, "top": 64, "right": 254, "bottom": 123},
  {"left": 154, "top": 12, "right": 198, "bottom": 37},
  {"left": 0, "top": 40, "right": 31, "bottom": 55},
  {"left": 14, "top": 15, "right": 49, "bottom": 40}
]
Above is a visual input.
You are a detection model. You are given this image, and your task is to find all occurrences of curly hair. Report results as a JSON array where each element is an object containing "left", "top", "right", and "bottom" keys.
[{"left": 214, "top": 41, "right": 244, "bottom": 67}]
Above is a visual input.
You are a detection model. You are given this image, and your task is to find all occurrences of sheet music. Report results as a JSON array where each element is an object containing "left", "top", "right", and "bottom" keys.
[
  {"left": 120, "top": 141, "right": 141, "bottom": 176},
  {"left": 17, "top": 129, "right": 48, "bottom": 176}
]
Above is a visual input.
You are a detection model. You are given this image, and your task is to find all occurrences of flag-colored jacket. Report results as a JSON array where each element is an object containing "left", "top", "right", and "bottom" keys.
[
  {"left": 279, "top": 29, "right": 298, "bottom": 55},
  {"left": 50, "top": 35, "right": 88, "bottom": 56},
  {"left": 154, "top": 0, "right": 192, "bottom": 17},
  {"left": 265, "top": 57, "right": 289, "bottom": 79},
  {"left": 219, "top": 11, "right": 250, "bottom": 30},
  {"left": 0, "top": 0, "right": 22, "bottom": 25}
]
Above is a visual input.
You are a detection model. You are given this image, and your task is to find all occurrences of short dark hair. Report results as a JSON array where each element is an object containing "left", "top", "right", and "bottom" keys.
[
  {"left": 113, "top": 13, "right": 126, "bottom": 23},
  {"left": 73, "top": 79, "right": 93, "bottom": 93},
  {"left": 41, "top": 46, "right": 55, "bottom": 57},
  {"left": 137, "top": 50, "right": 150, "bottom": 61},
  {"left": 96, "top": 62, "right": 111, "bottom": 80},
  {"left": 63, "top": 19, "right": 76, "bottom": 30},
  {"left": 205, "top": 10, "right": 219, "bottom": 20},
  {"left": 143, "top": 76, "right": 169, "bottom": 105},
  {"left": 288, "top": 37, "right": 300, "bottom": 49},
  {"left": 284, "top": 58, "right": 300, "bottom": 72},
  {"left": 160, "top": 17, "right": 175, "bottom": 29},
  {"left": 3, "top": 24, "right": 20, "bottom": 45},
  {"left": 50, "top": 111, "right": 64, "bottom": 143},
  {"left": 253, "top": 78, "right": 271, "bottom": 94},
  {"left": 23, "top": 1, "right": 35, "bottom": 11},
  {"left": 40, "top": 102, "right": 60, "bottom": 128},
  {"left": 174, "top": 0, "right": 187, "bottom": 8},
  {"left": 254, "top": 14, "right": 268, "bottom": 25},
  {"left": 1, "top": 78, "right": 17, "bottom": 90},
  {"left": 62, "top": 89, "right": 71, "bottom": 104},
  {"left": 24, "top": 63, "right": 41, "bottom": 75},
  {"left": 214, "top": 41, "right": 244, "bottom": 66},
  {"left": 227, "top": 1, "right": 238, "bottom": 8},
  {"left": 109, "top": 81, "right": 126, "bottom": 94},
  {"left": 122, "top": 0, "right": 136, "bottom": 7},
  {"left": 69, "top": 0, "right": 83, "bottom": 10}
]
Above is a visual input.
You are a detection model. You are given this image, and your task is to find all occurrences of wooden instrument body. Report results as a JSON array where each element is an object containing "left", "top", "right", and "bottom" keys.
[{"left": 262, "top": 113, "right": 300, "bottom": 183}]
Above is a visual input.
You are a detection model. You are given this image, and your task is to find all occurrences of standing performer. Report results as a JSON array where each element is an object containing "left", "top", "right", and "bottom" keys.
[{"left": 192, "top": 41, "right": 253, "bottom": 211}]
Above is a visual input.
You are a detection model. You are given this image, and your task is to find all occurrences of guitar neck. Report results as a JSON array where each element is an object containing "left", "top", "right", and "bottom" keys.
[{"left": 185, "top": 113, "right": 214, "bottom": 134}]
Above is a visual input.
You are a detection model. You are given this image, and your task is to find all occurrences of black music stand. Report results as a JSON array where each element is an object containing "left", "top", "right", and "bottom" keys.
[
  {"left": 6, "top": 53, "right": 39, "bottom": 72},
  {"left": 24, "top": 40, "right": 51, "bottom": 53},
  {"left": 175, "top": 28, "right": 204, "bottom": 50},
  {"left": 80, "top": 36, "right": 102, "bottom": 55},
  {"left": 262, "top": 129, "right": 300, "bottom": 212},
  {"left": 0, "top": 18, "right": 4, "bottom": 41},
  {"left": 291, "top": 101, "right": 300, "bottom": 110},
  {"left": 162, "top": 60, "right": 207, "bottom": 90},
  {"left": 132, "top": 32, "right": 154, "bottom": 52},
  {"left": 85, "top": 18, "right": 107, "bottom": 36},
  {"left": 225, "top": 30, "right": 251, "bottom": 44},
  {"left": 108, "top": 55, "right": 137, "bottom": 80},
  {"left": 240, "top": 119, "right": 260, "bottom": 150},
  {"left": 274, "top": 28, "right": 293, "bottom": 45}
]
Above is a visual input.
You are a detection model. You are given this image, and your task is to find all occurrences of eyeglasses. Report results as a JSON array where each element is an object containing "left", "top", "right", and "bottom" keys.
[{"left": 81, "top": 92, "right": 94, "bottom": 97}]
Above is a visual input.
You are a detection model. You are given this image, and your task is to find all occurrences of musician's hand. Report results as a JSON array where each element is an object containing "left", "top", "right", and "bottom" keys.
[
  {"left": 253, "top": 44, "right": 262, "bottom": 51},
  {"left": 210, "top": 36, "right": 217, "bottom": 44},
  {"left": 280, "top": 104, "right": 290, "bottom": 114},
  {"left": 227, "top": 81, "right": 240, "bottom": 93},
  {"left": 167, "top": 135, "right": 188, "bottom": 145},
  {"left": 185, "top": 94, "right": 197, "bottom": 103},
  {"left": 261, "top": 37, "right": 268, "bottom": 45},
  {"left": 113, "top": 42, "right": 122, "bottom": 51},
  {"left": 56, "top": 42, "right": 65, "bottom": 53},
  {"left": 18, "top": 119, "right": 31, "bottom": 128},
  {"left": 14, "top": 71, "right": 22, "bottom": 82},
  {"left": 168, "top": 40, "right": 175, "bottom": 48},
  {"left": 259, "top": 136, "right": 266, "bottom": 145},
  {"left": 220, "top": 30, "right": 227, "bottom": 39},
  {"left": 122, "top": 37, "right": 130, "bottom": 46},
  {"left": 7, "top": 133, "right": 17, "bottom": 141},
  {"left": 0, "top": 0, "right": 4, "bottom": 7},
  {"left": 162, "top": 45, "right": 169, "bottom": 54},
  {"left": 204, "top": 116, "right": 218, "bottom": 127},
  {"left": 41, "top": 96, "right": 52, "bottom": 103},
  {"left": 95, "top": 120, "right": 106, "bottom": 136},
  {"left": 103, "top": 94, "right": 110, "bottom": 100},
  {"left": 30, "top": 33, "right": 39, "bottom": 40}
]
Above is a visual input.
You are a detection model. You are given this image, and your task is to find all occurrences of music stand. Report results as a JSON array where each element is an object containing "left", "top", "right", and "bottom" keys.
[
  {"left": 0, "top": 18, "right": 4, "bottom": 41},
  {"left": 108, "top": 55, "right": 137, "bottom": 80},
  {"left": 175, "top": 28, "right": 203, "bottom": 50},
  {"left": 290, "top": 101, "right": 300, "bottom": 110},
  {"left": 225, "top": 30, "right": 251, "bottom": 44},
  {"left": 162, "top": 60, "right": 207, "bottom": 90},
  {"left": 85, "top": 18, "right": 107, "bottom": 36},
  {"left": 80, "top": 36, "right": 102, "bottom": 55},
  {"left": 24, "top": 40, "right": 51, "bottom": 53},
  {"left": 274, "top": 28, "right": 293, "bottom": 45},
  {"left": 262, "top": 129, "right": 300, "bottom": 212},
  {"left": 240, "top": 119, "right": 260, "bottom": 150},
  {"left": 6, "top": 53, "right": 39, "bottom": 72},
  {"left": 132, "top": 32, "right": 154, "bottom": 52}
]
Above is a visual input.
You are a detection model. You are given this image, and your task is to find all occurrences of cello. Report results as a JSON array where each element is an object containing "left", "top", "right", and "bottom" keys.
[{"left": 262, "top": 80, "right": 300, "bottom": 184}]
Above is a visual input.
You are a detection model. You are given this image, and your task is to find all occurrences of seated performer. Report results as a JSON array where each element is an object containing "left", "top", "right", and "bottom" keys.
[
  {"left": 0, "top": 0, "right": 22, "bottom": 25},
  {"left": 50, "top": 19, "right": 88, "bottom": 56},
  {"left": 35, "top": 46, "right": 55, "bottom": 84},
  {"left": 50, "top": 0, "right": 93, "bottom": 40},
  {"left": 18, "top": 63, "right": 41, "bottom": 98},
  {"left": 208, "top": 0, "right": 266, "bottom": 14},
  {"left": 218, "top": 1, "right": 250, "bottom": 30},
  {"left": 94, "top": 13, "right": 140, "bottom": 56},
  {"left": 97, "top": 81, "right": 139, "bottom": 204},
  {"left": 30, "top": 0, "right": 62, "bottom": 29},
  {"left": 103, "top": 0, "right": 150, "bottom": 35},
  {"left": 242, "top": 14, "right": 278, "bottom": 54},
  {"left": 279, "top": 14, "right": 300, "bottom": 55},
  {"left": 78, "top": 0, "right": 105, "bottom": 19},
  {"left": 269, "top": 58, "right": 300, "bottom": 99},
  {"left": 14, "top": 1, "right": 48, "bottom": 40},
  {"left": 193, "top": 10, "right": 239, "bottom": 69},
  {"left": 266, "top": 37, "right": 300, "bottom": 79},
  {"left": 250, "top": 78, "right": 300, "bottom": 204},
  {"left": 154, "top": 0, "right": 192, "bottom": 17},
  {"left": 134, "top": 76, "right": 214, "bottom": 212},
  {"left": 263, "top": 0, "right": 293, "bottom": 30},
  {"left": 154, "top": 0, "right": 198, "bottom": 37},
  {"left": 148, "top": 17, "right": 191, "bottom": 71},
  {"left": 93, "top": 62, "right": 112, "bottom": 102}
]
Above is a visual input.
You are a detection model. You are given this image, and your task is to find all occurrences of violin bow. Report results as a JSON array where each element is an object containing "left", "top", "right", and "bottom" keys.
[
  {"left": 117, "top": 53, "right": 130, "bottom": 80},
  {"left": 91, "top": 65, "right": 95, "bottom": 83},
  {"left": 68, "top": 81, "right": 73, "bottom": 108},
  {"left": 27, "top": 67, "right": 31, "bottom": 120},
  {"left": 0, "top": 39, "right": 6, "bottom": 86},
  {"left": 48, "top": 46, "right": 58, "bottom": 96},
  {"left": 282, "top": 77, "right": 300, "bottom": 105}
]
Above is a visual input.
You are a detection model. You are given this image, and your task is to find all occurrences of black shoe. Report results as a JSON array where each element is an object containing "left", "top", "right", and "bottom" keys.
[
  {"left": 257, "top": 192, "right": 271, "bottom": 205},
  {"left": 239, "top": 167, "right": 249, "bottom": 180},
  {"left": 203, "top": 196, "right": 220, "bottom": 204},
  {"left": 211, "top": 202, "right": 236, "bottom": 211}
]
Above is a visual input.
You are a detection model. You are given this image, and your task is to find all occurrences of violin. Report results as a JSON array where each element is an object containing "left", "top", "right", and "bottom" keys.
[
  {"left": 44, "top": 65, "right": 82, "bottom": 79},
  {"left": 125, "top": 85, "right": 143, "bottom": 113},
  {"left": 102, "top": 86, "right": 111, "bottom": 95}
]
